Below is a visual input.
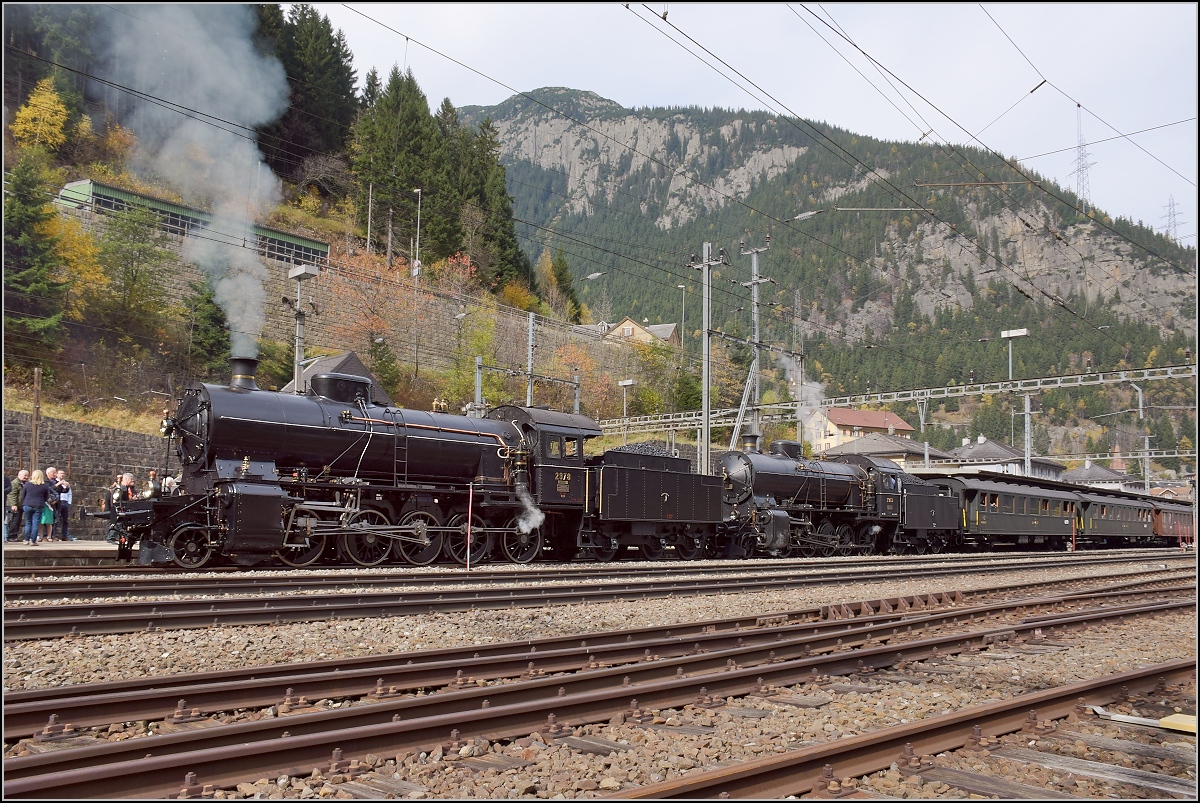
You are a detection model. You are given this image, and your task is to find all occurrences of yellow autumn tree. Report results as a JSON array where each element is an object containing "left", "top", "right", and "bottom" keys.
[
  {"left": 11, "top": 77, "right": 70, "bottom": 153},
  {"left": 37, "top": 212, "right": 104, "bottom": 320}
]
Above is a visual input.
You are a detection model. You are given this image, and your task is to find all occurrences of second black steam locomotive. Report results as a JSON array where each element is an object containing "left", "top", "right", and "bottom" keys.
[{"left": 112, "top": 360, "right": 1193, "bottom": 568}]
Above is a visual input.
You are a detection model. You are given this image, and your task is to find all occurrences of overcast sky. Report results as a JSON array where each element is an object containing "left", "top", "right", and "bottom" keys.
[{"left": 318, "top": 3, "right": 1198, "bottom": 248}]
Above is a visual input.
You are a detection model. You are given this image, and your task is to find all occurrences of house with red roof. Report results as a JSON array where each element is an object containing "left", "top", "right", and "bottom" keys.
[{"left": 805, "top": 407, "right": 915, "bottom": 455}]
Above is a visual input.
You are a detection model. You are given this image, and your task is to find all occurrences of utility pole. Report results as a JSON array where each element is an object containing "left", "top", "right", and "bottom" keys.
[
  {"left": 366, "top": 183, "right": 373, "bottom": 254},
  {"left": 386, "top": 208, "right": 393, "bottom": 266},
  {"left": 526, "top": 312, "right": 536, "bottom": 406},
  {"left": 1131, "top": 382, "right": 1150, "bottom": 492},
  {"left": 740, "top": 235, "right": 772, "bottom": 435},
  {"left": 688, "top": 243, "right": 727, "bottom": 475},
  {"left": 1023, "top": 393, "right": 1032, "bottom": 476},
  {"left": 793, "top": 288, "right": 805, "bottom": 444},
  {"left": 31, "top": 367, "right": 42, "bottom": 471}
]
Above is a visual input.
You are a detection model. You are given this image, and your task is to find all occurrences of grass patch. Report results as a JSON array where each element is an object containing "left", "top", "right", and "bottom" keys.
[{"left": 3, "top": 386, "right": 165, "bottom": 436}]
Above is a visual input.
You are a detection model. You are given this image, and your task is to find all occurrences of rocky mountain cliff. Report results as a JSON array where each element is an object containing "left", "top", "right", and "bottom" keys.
[{"left": 461, "top": 88, "right": 1195, "bottom": 347}]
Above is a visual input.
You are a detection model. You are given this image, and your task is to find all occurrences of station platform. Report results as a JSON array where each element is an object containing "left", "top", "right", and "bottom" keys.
[{"left": 2, "top": 539, "right": 138, "bottom": 568}]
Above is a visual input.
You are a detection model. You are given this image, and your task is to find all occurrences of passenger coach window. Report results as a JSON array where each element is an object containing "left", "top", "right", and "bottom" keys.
[
  {"left": 1001, "top": 495, "right": 1013, "bottom": 513},
  {"left": 1040, "top": 499, "right": 1050, "bottom": 514}
]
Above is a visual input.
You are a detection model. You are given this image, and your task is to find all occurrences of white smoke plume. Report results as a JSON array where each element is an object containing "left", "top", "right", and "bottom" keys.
[
  {"left": 777, "top": 352, "right": 826, "bottom": 441},
  {"left": 516, "top": 487, "right": 545, "bottom": 534},
  {"left": 90, "top": 5, "right": 289, "bottom": 357}
]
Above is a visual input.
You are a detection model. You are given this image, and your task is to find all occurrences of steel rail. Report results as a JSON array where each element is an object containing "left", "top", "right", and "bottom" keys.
[
  {"left": 605, "top": 658, "right": 1198, "bottom": 798},
  {"left": 7, "top": 570, "right": 1184, "bottom": 712},
  {"left": 5, "top": 555, "right": 1193, "bottom": 639},
  {"left": 4, "top": 583, "right": 1192, "bottom": 742},
  {"left": 4, "top": 603, "right": 1192, "bottom": 799},
  {"left": 4, "top": 552, "right": 1190, "bottom": 607},
  {"left": 8, "top": 549, "right": 1184, "bottom": 598}
]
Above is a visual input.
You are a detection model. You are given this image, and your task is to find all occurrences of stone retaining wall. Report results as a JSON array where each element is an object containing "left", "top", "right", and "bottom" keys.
[{"left": 4, "top": 410, "right": 169, "bottom": 540}]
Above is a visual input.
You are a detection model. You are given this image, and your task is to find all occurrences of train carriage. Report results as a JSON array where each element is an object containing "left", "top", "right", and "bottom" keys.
[
  {"left": 1076, "top": 492, "right": 1156, "bottom": 547},
  {"left": 1153, "top": 499, "right": 1196, "bottom": 547},
  {"left": 925, "top": 476, "right": 1077, "bottom": 550}
]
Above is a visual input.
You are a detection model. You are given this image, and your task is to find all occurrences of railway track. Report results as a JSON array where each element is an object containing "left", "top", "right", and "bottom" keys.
[
  {"left": 3, "top": 547, "right": 1187, "bottom": 583},
  {"left": 610, "top": 662, "right": 1197, "bottom": 799},
  {"left": 4, "top": 554, "right": 1195, "bottom": 639},
  {"left": 7, "top": 575, "right": 1191, "bottom": 741},
  {"left": 4, "top": 586, "right": 1193, "bottom": 799}
]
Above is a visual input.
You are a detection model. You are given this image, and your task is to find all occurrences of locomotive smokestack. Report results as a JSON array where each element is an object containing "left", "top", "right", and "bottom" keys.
[
  {"left": 741, "top": 432, "right": 761, "bottom": 453},
  {"left": 229, "top": 356, "right": 260, "bottom": 390}
]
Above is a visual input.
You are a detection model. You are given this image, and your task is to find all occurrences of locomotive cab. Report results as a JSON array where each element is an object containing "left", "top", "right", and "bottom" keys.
[{"left": 486, "top": 405, "right": 599, "bottom": 507}]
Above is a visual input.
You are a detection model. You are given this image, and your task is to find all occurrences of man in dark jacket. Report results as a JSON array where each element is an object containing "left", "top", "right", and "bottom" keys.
[
  {"left": 6, "top": 469, "right": 28, "bottom": 542},
  {"left": 105, "top": 473, "right": 138, "bottom": 543}
]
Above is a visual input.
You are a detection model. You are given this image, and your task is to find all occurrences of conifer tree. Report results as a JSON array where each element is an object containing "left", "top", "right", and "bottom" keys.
[
  {"left": 551, "top": 249, "right": 581, "bottom": 323},
  {"left": 3, "top": 155, "right": 69, "bottom": 370},
  {"left": 183, "top": 281, "right": 231, "bottom": 380},
  {"left": 257, "top": 4, "right": 357, "bottom": 177}
]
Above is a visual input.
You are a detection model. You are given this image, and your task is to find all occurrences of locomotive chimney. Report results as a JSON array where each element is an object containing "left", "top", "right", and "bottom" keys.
[
  {"left": 229, "top": 357, "right": 260, "bottom": 390},
  {"left": 740, "top": 432, "right": 761, "bottom": 453}
]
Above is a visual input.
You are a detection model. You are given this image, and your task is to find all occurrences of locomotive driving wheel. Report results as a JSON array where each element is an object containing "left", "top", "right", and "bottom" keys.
[
  {"left": 814, "top": 520, "right": 837, "bottom": 557},
  {"left": 343, "top": 509, "right": 392, "bottom": 567},
  {"left": 169, "top": 527, "right": 214, "bottom": 570},
  {"left": 501, "top": 516, "right": 543, "bottom": 564},
  {"left": 276, "top": 533, "right": 327, "bottom": 568},
  {"left": 444, "top": 511, "right": 491, "bottom": 565},
  {"left": 834, "top": 524, "right": 855, "bottom": 556},
  {"left": 394, "top": 509, "right": 443, "bottom": 566}
]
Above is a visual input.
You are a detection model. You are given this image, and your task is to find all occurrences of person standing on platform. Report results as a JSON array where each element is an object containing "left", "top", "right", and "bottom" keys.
[
  {"left": 21, "top": 470, "right": 51, "bottom": 545},
  {"left": 106, "top": 473, "right": 137, "bottom": 543},
  {"left": 7, "top": 469, "right": 28, "bottom": 542},
  {"left": 52, "top": 471, "right": 74, "bottom": 541},
  {"left": 39, "top": 468, "right": 59, "bottom": 542}
]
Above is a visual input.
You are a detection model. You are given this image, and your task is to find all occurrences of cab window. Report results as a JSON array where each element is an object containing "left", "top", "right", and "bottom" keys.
[
  {"left": 565, "top": 438, "right": 579, "bottom": 458},
  {"left": 547, "top": 437, "right": 562, "bottom": 459}
]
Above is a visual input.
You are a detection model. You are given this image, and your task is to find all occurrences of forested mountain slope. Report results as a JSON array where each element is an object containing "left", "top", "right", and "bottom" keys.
[{"left": 462, "top": 87, "right": 1196, "bottom": 461}]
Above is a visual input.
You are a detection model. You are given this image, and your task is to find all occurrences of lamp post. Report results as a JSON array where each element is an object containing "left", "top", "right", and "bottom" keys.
[
  {"left": 285, "top": 264, "right": 319, "bottom": 394},
  {"left": 677, "top": 284, "right": 686, "bottom": 348},
  {"left": 619, "top": 379, "right": 635, "bottom": 445},
  {"left": 412, "top": 188, "right": 422, "bottom": 280},
  {"left": 1000, "top": 328, "right": 1028, "bottom": 381},
  {"left": 999, "top": 328, "right": 1030, "bottom": 472},
  {"left": 1131, "top": 382, "right": 1151, "bottom": 493}
]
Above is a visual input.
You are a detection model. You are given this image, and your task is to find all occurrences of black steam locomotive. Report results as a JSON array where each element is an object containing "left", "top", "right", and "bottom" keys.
[
  {"left": 111, "top": 360, "right": 1193, "bottom": 569},
  {"left": 117, "top": 358, "right": 727, "bottom": 569}
]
